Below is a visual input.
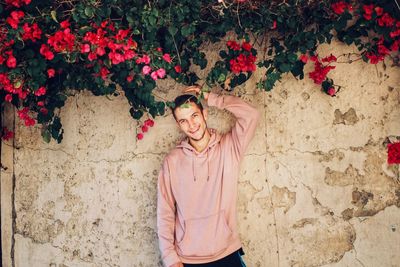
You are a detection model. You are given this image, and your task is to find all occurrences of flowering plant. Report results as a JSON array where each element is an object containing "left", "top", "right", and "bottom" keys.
[
  {"left": 207, "top": 40, "right": 257, "bottom": 89},
  {"left": 0, "top": 0, "right": 399, "bottom": 142}
]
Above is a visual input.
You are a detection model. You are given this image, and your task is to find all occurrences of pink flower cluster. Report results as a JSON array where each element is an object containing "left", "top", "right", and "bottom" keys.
[
  {"left": 0, "top": 73, "right": 28, "bottom": 102},
  {"left": 307, "top": 54, "right": 337, "bottom": 85},
  {"left": 226, "top": 40, "right": 257, "bottom": 74},
  {"left": 17, "top": 107, "right": 35, "bottom": 126},
  {"left": 1, "top": 127, "right": 14, "bottom": 141},
  {"left": 137, "top": 119, "right": 155, "bottom": 140},
  {"left": 331, "top": 1, "right": 353, "bottom": 15},
  {"left": 138, "top": 53, "right": 171, "bottom": 81}
]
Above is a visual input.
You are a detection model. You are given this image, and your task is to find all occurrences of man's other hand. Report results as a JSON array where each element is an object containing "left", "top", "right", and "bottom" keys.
[
  {"left": 183, "top": 85, "right": 209, "bottom": 101},
  {"left": 169, "top": 262, "right": 184, "bottom": 267}
]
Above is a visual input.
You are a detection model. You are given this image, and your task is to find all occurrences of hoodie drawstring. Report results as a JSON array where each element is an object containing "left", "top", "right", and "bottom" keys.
[
  {"left": 192, "top": 153, "right": 196, "bottom": 181},
  {"left": 191, "top": 148, "right": 210, "bottom": 182}
]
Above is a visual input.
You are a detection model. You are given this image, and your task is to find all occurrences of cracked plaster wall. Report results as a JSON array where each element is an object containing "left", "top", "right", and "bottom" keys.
[{"left": 1, "top": 40, "right": 400, "bottom": 267}]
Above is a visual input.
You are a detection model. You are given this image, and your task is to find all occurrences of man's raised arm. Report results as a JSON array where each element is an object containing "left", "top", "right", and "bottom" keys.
[{"left": 207, "top": 92, "right": 261, "bottom": 159}]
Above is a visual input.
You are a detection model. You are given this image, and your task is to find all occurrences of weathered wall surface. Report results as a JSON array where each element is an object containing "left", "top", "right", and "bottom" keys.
[{"left": 1, "top": 40, "right": 400, "bottom": 267}]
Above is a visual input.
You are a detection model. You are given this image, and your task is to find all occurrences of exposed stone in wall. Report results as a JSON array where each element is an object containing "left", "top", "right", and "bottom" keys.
[{"left": 1, "top": 40, "right": 399, "bottom": 267}]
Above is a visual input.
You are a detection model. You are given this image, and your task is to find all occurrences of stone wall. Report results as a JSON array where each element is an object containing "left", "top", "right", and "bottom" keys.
[{"left": 1, "top": 41, "right": 399, "bottom": 267}]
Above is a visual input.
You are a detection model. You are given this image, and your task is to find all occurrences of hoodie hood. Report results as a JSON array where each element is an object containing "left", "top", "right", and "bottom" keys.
[{"left": 176, "top": 128, "right": 222, "bottom": 181}]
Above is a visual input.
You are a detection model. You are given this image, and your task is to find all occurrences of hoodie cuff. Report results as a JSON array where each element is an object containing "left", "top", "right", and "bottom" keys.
[
  {"left": 163, "top": 251, "right": 181, "bottom": 267},
  {"left": 207, "top": 92, "right": 223, "bottom": 109}
]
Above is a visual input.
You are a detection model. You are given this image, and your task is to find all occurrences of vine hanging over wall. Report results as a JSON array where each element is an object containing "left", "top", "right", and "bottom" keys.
[{"left": 0, "top": 0, "right": 399, "bottom": 143}]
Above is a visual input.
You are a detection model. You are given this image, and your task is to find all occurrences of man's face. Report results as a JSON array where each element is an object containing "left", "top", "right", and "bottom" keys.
[{"left": 174, "top": 102, "right": 208, "bottom": 141}]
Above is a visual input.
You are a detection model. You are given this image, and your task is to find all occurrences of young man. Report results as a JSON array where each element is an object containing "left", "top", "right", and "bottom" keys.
[{"left": 157, "top": 85, "right": 260, "bottom": 267}]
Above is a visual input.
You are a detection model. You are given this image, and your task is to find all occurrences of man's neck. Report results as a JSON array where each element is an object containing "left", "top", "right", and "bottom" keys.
[{"left": 189, "top": 129, "right": 211, "bottom": 153}]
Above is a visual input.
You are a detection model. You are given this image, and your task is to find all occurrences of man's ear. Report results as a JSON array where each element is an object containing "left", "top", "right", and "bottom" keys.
[{"left": 202, "top": 108, "right": 208, "bottom": 120}]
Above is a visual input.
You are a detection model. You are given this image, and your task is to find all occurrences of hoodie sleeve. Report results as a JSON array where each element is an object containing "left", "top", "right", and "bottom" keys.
[
  {"left": 207, "top": 92, "right": 261, "bottom": 159},
  {"left": 157, "top": 159, "right": 181, "bottom": 267}
]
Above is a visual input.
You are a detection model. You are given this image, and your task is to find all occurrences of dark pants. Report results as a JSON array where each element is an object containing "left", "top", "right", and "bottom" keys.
[{"left": 183, "top": 248, "right": 246, "bottom": 267}]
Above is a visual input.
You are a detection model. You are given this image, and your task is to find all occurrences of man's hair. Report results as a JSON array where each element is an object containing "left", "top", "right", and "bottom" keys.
[{"left": 171, "top": 94, "right": 203, "bottom": 120}]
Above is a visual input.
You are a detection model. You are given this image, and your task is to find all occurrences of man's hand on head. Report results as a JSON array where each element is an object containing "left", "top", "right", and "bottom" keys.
[
  {"left": 183, "top": 85, "right": 209, "bottom": 101},
  {"left": 169, "top": 262, "right": 184, "bottom": 267}
]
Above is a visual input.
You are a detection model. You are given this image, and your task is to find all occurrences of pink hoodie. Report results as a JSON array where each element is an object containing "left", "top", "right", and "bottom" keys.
[{"left": 157, "top": 92, "right": 260, "bottom": 266}]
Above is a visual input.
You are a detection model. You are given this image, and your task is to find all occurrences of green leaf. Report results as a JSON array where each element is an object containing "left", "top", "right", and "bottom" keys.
[
  {"left": 42, "top": 129, "right": 51, "bottom": 143},
  {"left": 168, "top": 26, "right": 178, "bottom": 36},
  {"left": 181, "top": 24, "right": 195, "bottom": 37},
  {"left": 148, "top": 16, "right": 157, "bottom": 26},
  {"left": 217, "top": 73, "right": 226, "bottom": 83},
  {"left": 130, "top": 108, "right": 143, "bottom": 120},
  {"left": 84, "top": 7, "right": 94, "bottom": 18},
  {"left": 263, "top": 71, "right": 281, "bottom": 91},
  {"left": 287, "top": 53, "right": 298, "bottom": 63},
  {"left": 278, "top": 63, "right": 292, "bottom": 73},
  {"left": 291, "top": 61, "right": 305, "bottom": 79}
]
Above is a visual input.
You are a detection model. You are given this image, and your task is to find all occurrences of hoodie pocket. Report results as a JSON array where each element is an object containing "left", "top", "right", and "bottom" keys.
[{"left": 177, "top": 210, "right": 232, "bottom": 258}]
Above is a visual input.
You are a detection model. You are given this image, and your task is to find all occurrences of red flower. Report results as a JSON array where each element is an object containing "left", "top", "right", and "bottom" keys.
[
  {"left": 1, "top": 127, "right": 14, "bottom": 141},
  {"left": 327, "top": 87, "right": 336, "bottom": 96},
  {"left": 108, "top": 52, "right": 124, "bottom": 64},
  {"left": 387, "top": 142, "right": 400, "bottom": 164},
  {"left": 365, "top": 52, "right": 384, "bottom": 64},
  {"left": 21, "top": 23, "right": 42, "bottom": 41},
  {"left": 47, "top": 28, "right": 76, "bottom": 52},
  {"left": 378, "top": 44, "right": 390, "bottom": 56},
  {"left": 6, "top": 11, "right": 25, "bottom": 29},
  {"left": 299, "top": 54, "right": 308, "bottom": 63},
  {"left": 17, "top": 107, "right": 36, "bottom": 127},
  {"left": 60, "top": 20, "right": 70, "bottom": 29},
  {"left": 99, "top": 67, "right": 110, "bottom": 80},
  {"left": 141, "top": 125, "right": 148, "bottom": 132},
  {"left": 5, "top": 94, "right": 13, "bottom": 102},
  {"left": 242, "top": 42, "right": 252, "bottom": 52},
  {"left": 6, "top": 55, "right": 16, "bottom": 68},
  {"left": 174, "top": 65, "right": 182, "bottom": 73},
  {"left": 142, "top": 55, "right": 151, "bottom": 64},
  {"left": 144, "top": 119, "right": 154, "bottom": 127},
  {"left": 229, "top": 52, "right": 257, "bottom": 74},
  {"left": 309, "top": 60, "right": 335, "bottom": 84},
  {"left": 390, "top": 29, "right": 400, "bottom": 39},
  {"left": 81, "top": 44, "right": 91, "bottom": 53},
  {"left": 37, "top": 101, "right": 45, "bottom": 107},
  {"left": 310, "top": 55, "right": 319, "bottom": 62},
  {"left": 162, "top": 53, "right": 172, "bottom": 63},
  {"left": 271, "top": 20, "right": 277, "bottom": 30},
  {"left": 115, "top": 29, "right": 130, "bottom": 41},
  {"left": 156, "top": 68, "right": 166, "bottom": 79},
  {"left": 88, "top": 52, "right": 97, "bottom": 61},
  {"left": 40, "top": 108, "right": 48, "bottom": 115},
  {"left": 227, "top": 41, "right": 240, "bottom": 51},
  {"left": 331, "top": 1, "right": 350, "bottom": 15},
  {"left": 137, "top": 133, "right": 144, "bottom": 140},
  {"left": 126, "top": 75, "right": 134, "bottom": 82},
  {"left": 363, "top": 4, "right": 374, "bottom": 20},
  {"left": 391, "top": 40, "right": 400, "bottom": 51},
  {"left": 377, "top": 13, "right": 395, "bottom": 27},
  {"left": 17, "top": 90, "right": 28, "bottom": 100},
  {"left": 322, "top": 54, "right": 337, "bottom": 63},
  {"left": 375, "top": 7, "right": 384, "bottom": 16},
  {"left": 40, "top": 44, "right": 54, "bottom": 60},
  {"left": 34, "top": 86, "right": 47, "bottom": 96},
  {"left": 47, "top": 69, "right": 55, "bottom": 78},
  {"left": 5, "top": 0, "right": 31, "bottom": 8}
]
